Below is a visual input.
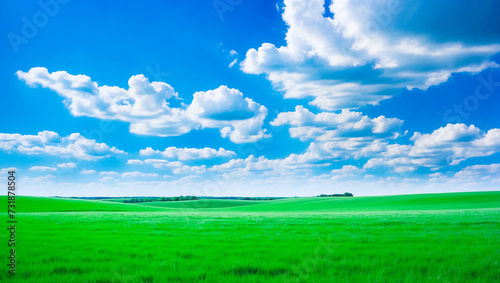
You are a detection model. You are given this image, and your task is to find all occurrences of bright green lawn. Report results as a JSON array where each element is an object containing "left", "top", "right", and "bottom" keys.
[{"left": 1, "top": 192, "right": 499, "bottom": 282}]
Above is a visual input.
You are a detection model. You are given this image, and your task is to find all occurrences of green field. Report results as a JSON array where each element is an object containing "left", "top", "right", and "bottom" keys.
[{"left": 1, "top": 192, "right": 499, "bottom": 282}]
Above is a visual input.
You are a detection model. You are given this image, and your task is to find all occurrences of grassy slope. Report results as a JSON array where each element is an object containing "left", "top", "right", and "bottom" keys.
[
  {"left": 1, "top": 192, "right": 499, "bottom": 282},
  {"left": 131, "top": 199, "right": 267, "bottom": 209},
  {"left": 1, "top": 196, "right": 169, "bottom": 212},
  {"left": 226, "top": 191, "right": 500, "bottom": 212},
  {"left": 6, "top": 191, "right": 499, "bottom": 213}
]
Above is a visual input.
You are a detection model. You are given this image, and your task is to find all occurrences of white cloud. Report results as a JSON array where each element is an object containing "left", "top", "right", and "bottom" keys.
[
  {"left": 99, "top": 171, "right": 119, "bottom": 176},
  {"left": 363, "top": 124, "right": 500, "bottom": 171},
  {"left": 296, "top": 138, "right": 392, "bottom": 162},
  {"left": 0, "top": 131, "right": 124, "bottom": 160},
  {"left": 229, "top": 50, "right": 238, "bottom": 56},
  {"left": 57, "top": 162, "right": 77, "bottom": 168},
  {"left": 210, "top": 154, "right": 320, "bottom": 176},
  {"left": 186, "top": 85, "right": 270, "bottom": 143},
  {"left": 271, "top": 106, "right": 406, "bottom": 163},
  {"left": 17, "top": 68, "right": 269, "bottom": 143},
  {"left": 139, "top": 146, "right": 235, "bottom": 160},
  {"left": 409, "top": 124, "right": 500, "bottom": 166},
  {"left": 99, "top": 176, "right": 115, "bottom": 182},
  {"left": 363, "top": 157, "right": 418, "bottom": 173},
  {"left": 32, "top": 175, "right": 57, "bottom": 181},
  {"left": 241, "top": 0, "right": 500, "bottom": 110},
  {"left": 454, "top": 164, "right": 500, "bottom": 180},
  {"left": 0, "top": 168, "right": 17, "bottom": 175},
  {"left": 29, "top": 166, "right": 57, "bottom": 172},
  {"left": 121, "top": 171, "right": 159, "bottom": 178},
  {"left": 229, "top": 59, "right": 238, "bottom": 68},
  {"left": 271, "top": 105, "right": 403, "bottom": 141},
  {"left": 142, "top": 159, "right": 207, "bottom": 175},
  {"left": 22, "top": 174, "right": 57, "bottom": 183},
  {"left": 186, "top": 85, "right": 259, "bottom": 120},
  {"left": 80, "top": 169, "right": 96, "bottom": 174},
  {"left": 0, "top": 130, "right": 60, "bottom": 150},
  {"left": 331, "top": 165, "right": 364, "bottom": 179},
  {"left": 127, "top": 159, "right": 144, "bottom": 165},
  {"left": 274, "top": 120, "right": 500, "bottom": 173}
]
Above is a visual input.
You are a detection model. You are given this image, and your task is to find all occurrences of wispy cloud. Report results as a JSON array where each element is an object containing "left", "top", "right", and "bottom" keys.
[{"left": 29, "top": 166, "right": 57, "bottom": 172}]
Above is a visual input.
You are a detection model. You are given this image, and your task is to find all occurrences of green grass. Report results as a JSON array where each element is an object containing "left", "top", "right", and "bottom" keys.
[
  {"left": 226, "top": 191, "right": 500, "bottom": 212},
  {"left": 13, "top": 197, "right": 170, "bottom": 212},
  {"left": 131, "top": 199, "right": 267, "bottom": 209},
  {"left": 1, "top": 191, "right": 499, "bottom": 282}
]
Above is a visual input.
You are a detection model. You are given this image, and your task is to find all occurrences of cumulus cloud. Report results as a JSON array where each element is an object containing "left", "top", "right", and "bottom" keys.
[
  {"left": 364, "top": 124, "right": 500, "bottom": 171},
  {"left": 266, "top": 120, "right": 500, "bottom": 176},
  {"left": 409, "top": 124, "right": 500, "bottom": 165},
  {"left": 143, "top": 159, "right": 207, "bottom": 175},
  {"left": 363, "top": 157, "right": 418, "bottom": 173},
  {"left": 80, "top": 169, "right": 96, "bottom": 174},
  {"left": 128, "top": 153, "right": 321, "bottom": 179},
  {"left": 331, "top": 165, "right": 364, "bottom": 177},
  {"left": 270, "top": 106, "right": 406, "bottom": 163},
  {"left": 99, "top": 171, "right": 119, "bottom": 176},
  {"left": 99, "top": 176, "right": 115, "bottom": 182},
  {"left": 127, "top": 123, "right": 500, "bottom": 181},
  {"left": 273, "top": 113, "right": 500, "bottom": 171},
  {"left": 211, "top": 154, "right": 321, "bottom": 176},
  {"left": 454, "top": 163, "right": 500, "bottom": 180},
  {"left": 241, "top": 0, "right": 500, "bottom": 110},
  {"left": 127, "top": 159, "right": 144, "bottom": 165},
  {"left": 17, "top": 68, "right": 269, "bottom": 143},
  {"left": 186, "top": 85, "right": 270, "bottom": 143},
  {"left": 271, "top": 105, "right": 403, "bottom": 141},
  {"left": 425, "top": 163, "right": 500, "bottom": 189},
  {"left": 139, "top": 146, "right": 235, "bottom": 160},
  {"left": 0, "top": 130, "right": 60, "bottom": 150},
  {"left": 121, "top": 171, "right": 159, "bottom": 178},
  {"left": 57, "top": 162, "right": 77, "bottom": 168},
  {"left": 0, "top": 131, "right": 124, "bottom": 160},
  {"left": 292, "top": 138, "right": 394, "bottom": 162}
]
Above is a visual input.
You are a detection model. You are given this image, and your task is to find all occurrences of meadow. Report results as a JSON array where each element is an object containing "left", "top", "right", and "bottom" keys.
[{"left": 1, "top": 191, "right": 499, "bottom": 282}]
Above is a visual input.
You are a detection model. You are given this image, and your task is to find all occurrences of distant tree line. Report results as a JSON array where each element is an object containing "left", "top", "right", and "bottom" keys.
[
  {"left": 61, "top": 196, "right": 286, "bottom": 201},
  {"left": 238, "top": 197, "right": 276, "bottom": 201},
  {"left": 123, "top": 196, "right": 281, "bottom": 203},
  {"left": 123, "top": 196, "right": 198, "bottom": 203},
  {"left": 318, "top": 192, "right": 353, "bottom": 197},
  {"left": 201, "top": 196, "right": 282, "bottom": 200}
]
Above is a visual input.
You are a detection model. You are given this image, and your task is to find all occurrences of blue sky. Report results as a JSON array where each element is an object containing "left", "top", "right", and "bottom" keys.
[{"left": 1, "top": 0, "right": 499, "bottom": 197}]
